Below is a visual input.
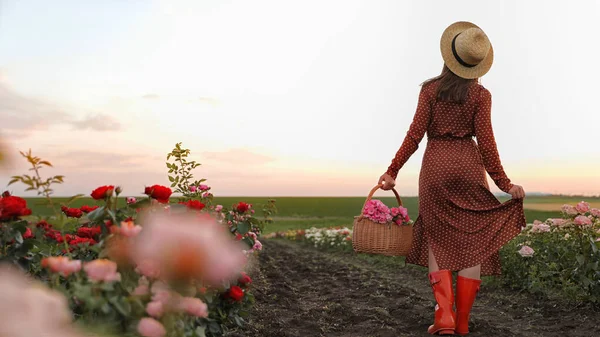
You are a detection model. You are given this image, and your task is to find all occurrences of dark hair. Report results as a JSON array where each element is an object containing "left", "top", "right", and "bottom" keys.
[{"left": 421, "top": 65, "right": 478, "bottom": 104}]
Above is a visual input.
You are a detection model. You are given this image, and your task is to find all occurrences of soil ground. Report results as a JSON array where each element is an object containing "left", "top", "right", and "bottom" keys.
[{"left": 226, "top": 239, "right": 600, "bottom": 337}]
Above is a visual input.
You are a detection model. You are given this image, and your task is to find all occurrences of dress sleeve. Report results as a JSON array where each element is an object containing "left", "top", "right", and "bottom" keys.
[
  {"left": 474, "top": 88, "right": 514, "bottom": 193},
  {"left": 385, "top": 86, "right": 432, "bottom": 179}
]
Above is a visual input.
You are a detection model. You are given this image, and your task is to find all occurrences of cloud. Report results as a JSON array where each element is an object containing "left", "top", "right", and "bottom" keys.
[
  {"left": 142, "top": 94, "right": 160, "bottom": 99},
  {"left": 50, "top": 150, "right": 158, "bottom": 171},
  {"left": 0, "top": 81, "right": 120, "bottom": 134},
  {"left": 0, "top": 83, "right": 71, "bottom": 131},
  {"left": 198, "top": 97, "right": 220, "bottom": 106},
  {"left": 201, "top": 149, "right": 275, "bottom": 166},
  {"left": 70, "top": 113, "right": 121, "bottom": 131}
]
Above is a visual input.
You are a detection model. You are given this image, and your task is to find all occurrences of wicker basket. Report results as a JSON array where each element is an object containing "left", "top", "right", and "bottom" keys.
[{"left": 352, "top": 184, "right": 413, "bottom": 256}]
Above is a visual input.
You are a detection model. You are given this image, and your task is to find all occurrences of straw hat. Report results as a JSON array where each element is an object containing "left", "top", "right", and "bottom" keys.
[{"left": 440, "top": 21, "right": 493, "bottom": 79}]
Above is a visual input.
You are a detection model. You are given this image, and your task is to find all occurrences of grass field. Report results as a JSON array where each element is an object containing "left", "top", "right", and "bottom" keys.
[{"left": 21, "top": 195, "right": 599, "bottom": 234}]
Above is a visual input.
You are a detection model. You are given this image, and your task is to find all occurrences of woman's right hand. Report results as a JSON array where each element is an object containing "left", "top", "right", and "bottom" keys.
[
  {"left": 508, "top": 184, "right": 526, "bottom": 199},
  {"left": 378, "top": 173, "right": 396, "bottom": 191}
]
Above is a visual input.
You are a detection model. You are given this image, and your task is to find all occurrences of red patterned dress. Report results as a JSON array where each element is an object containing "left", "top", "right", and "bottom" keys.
[{"left": 386, "top": 81, "right": 525, "bottom": 275}]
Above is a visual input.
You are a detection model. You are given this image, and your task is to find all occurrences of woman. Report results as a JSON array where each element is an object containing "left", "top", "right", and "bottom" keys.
[{"left": 378, "top": 22, "right": 526, "bottom": 336}]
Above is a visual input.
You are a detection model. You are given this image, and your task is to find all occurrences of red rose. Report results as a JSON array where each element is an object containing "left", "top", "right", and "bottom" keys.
[
  {"left": 69, "top": 236, "right": 97, "bottom": 247},
  {"left": 235, "top": 202, "right": 251, "bottom": 213},
  {"left": 80, "top": 205, "right": 99, "bottom": 213},
  {"left": 76, "top": 226, "right": 102, "bottom": 239},
  {"left": 91, "top": 185, "right": 114, "bottom": 200},
  {"left": 0, "top": 195, "right": 32, "bottom": 221},
  {"left": 36, "top": 220, "right": 52, "bottom": 231},
  {"left": 61, "top": 206, "right": 83, "bottom": 218},
  {"left": 23, "top": 227, "right": 34, "bottom": 239},
  {"left": 179, "top": 200, "right": 205, "bottom": 211},
  {"left": 227, "top": 286, "right": 244, "bottom": 302},
  {"left": 45, "top": 230, "right": 66, "bottom": 243},
  {"left": 144, "top": 185, "right": 172, "bottom": 203},
  {"left": 238, "top": 272, "right": 252, "bottom": 287},
  {"left": 235, "top": 233, "right": 243, "bottom": 241}
]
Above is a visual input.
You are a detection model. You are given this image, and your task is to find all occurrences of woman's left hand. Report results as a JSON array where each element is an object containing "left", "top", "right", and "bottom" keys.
[{"left": 378, "top": 173, "right": 396, "bottom": 190}]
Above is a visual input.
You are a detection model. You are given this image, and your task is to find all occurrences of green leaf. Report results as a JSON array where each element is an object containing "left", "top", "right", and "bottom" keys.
[
  {"left": 170, "top": 182, "right": 177, "bottom": 188},
  {"left": 168, "top": 175, "right": 175, "bottom": 182},
  {"left": 101, "top": 282, "right": 115, "bottom": 292},
  {"left": 237, "top": 222, "right": 250, "bottom": 235},
  {"left": 590, "top": 237, "right": 599, "bottom": 254},
  {"left": 195, "top": 326, "right": 207, "bottom": 337},
  {"left": 66, "top": 194, "right": 85, "bottom": 205},
  {"left": 86, "top": 206, "right": 106, "bottom": 222},
  {"left": 242, "top": 237, "right": 254, "bottom": 248},
  {"left": 14, "top": 231, "right": 23, "bottom": 244},
  {"left": 100, "top": 302, "right": 112, "bottom": 314},
  {"left": 109, "top": 296, "right": 131, "bottom": 316},
  {"left": 576, "top": 255, "right": 585, "bottom": 266}
]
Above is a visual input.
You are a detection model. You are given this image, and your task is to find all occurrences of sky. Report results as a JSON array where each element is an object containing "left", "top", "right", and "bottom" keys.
[{"left": 0, "top": 0, "right": 599, "bottom": 197}]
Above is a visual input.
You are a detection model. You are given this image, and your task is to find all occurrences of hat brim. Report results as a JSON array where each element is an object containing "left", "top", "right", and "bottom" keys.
[{"left": 440, "top": 21, "right": 493, "bottom": 79}]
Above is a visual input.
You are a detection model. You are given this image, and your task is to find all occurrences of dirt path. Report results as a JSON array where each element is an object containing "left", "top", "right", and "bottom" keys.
[{"left": 227, "top": 240, "right": 600, "bottom": 337}]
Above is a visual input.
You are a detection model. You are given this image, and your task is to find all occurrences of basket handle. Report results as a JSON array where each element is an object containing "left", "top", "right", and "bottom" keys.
[{"left": 361, "top": 184, "right": 403, "bottom": 212}]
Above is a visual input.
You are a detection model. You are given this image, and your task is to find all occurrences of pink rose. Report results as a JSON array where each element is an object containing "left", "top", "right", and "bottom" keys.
[
  {"left": 83, "top": 259, "right": 121, "bottom": 282},
  {"left": 574, "top": 215, "right": 592, "bottom": 226},
  {"left": 253, "top": 240, "right": 263, "bottom": 251},
  {"left": 119, "top": 221, "right": 142, "bottom": 237},
  {"left": 518, "top": 245, "right": 535, "bottom": 257},
  {"left": 176, "top": 297, "right": 208, "bottom": 318},
  {"left": 199, "top": 184, "right": 210, "bottom": 191},
  {"left": 146, "top": 301, "right": 164, "bottom": 318},
  {"left": 215, "top": 205, "right": 223, "bottom": 212},
  {"left": 133, "top": 283, "right": 149, "bottom": 296},
  {"left": 126, "top": 197, "right": 137, "bottom": 204},
  {"left": 576, "top": 201, "right": 590, "bottom": 214},
  {"left": 41, "top": 257, "right": 82, "bottom": 276},
  {"left": 551, "top": 218, "right": 568, "bottom": 227},
  {"left": 591, "top": 208, "right": 600, "bottom": 217},
  {"left": 152, "top": 290, "right": 171, "bottom": 305},
  {"left": 530, "top": 222, "right": 551, "bottom": 233},
  {"left": 562, "top": 204, "right": 578, "bottom": 216},
  {"left": 137, "top": 318, "right": 166, "bottom": 337},
  {"left": 132, "top": 276, "right": 150, "bottom": 296},
  {"left": 202, "top": 192, "right": 212, "bottom": 198},
  {"left": 189, "top": 185, "right": 197, "bottom": 193},
  {"left": 136, "top": 260, "right": 161, "bottom": 279}
]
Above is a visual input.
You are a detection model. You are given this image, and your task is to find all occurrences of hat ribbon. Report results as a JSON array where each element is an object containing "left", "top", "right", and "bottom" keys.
[{"left": 451, "top": 33, "right": 477, "bottom": 68}]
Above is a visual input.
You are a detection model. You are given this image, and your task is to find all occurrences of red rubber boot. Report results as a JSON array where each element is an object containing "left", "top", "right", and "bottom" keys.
[
  {"left": 455, "top": 275, "right": 482, "bottom": 336},
  {"left": 427, "top": 270, "right": 456, "bottom": 335}
]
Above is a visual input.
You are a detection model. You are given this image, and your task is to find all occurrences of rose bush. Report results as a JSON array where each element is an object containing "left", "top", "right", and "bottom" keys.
[
  {"left": 499, "top": 201, "right": 600, "bottom": 304},
  {"left": 0, "top": 144, "right": 274, "bottom": 336}
]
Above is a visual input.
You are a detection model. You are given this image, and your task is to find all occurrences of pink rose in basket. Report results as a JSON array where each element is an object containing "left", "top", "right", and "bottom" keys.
[
  {"left": 362, "top": 200, "right": 392, "bottom": 224},
  {"left": 391, "top": 206, "right": 410, "bottom": 226}
]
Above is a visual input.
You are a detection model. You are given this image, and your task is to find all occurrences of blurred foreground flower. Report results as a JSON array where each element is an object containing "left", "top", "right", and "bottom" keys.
[
  {"left": 132, "top": 211, "right": 247, "bottom": 284},
  {"left": 0, "top": 264, "right": 94, "bottom": 337}
]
